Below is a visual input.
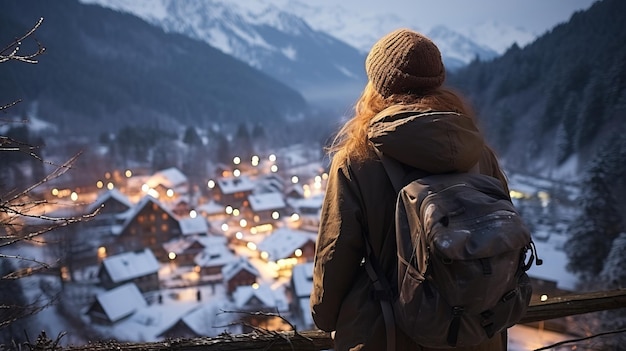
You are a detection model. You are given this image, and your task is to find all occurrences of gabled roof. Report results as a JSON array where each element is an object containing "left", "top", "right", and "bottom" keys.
[
  {"left": 194, "top": 241, "right": 237, "bottom": 268},
  {"left": 101, "top": 248, "right": 159, "bottom": 283},
  {"left": 163, "top": 236, "right": 229, "bottom": 256},
  {"left": 257, "top": 228, "right": 316, "bottom": 261},
  {"left": 216, "top": 175, "right": 256, "bottom": 195},
  {"left": 222, "top": 258, "right": 260, "bottom": 281},
  {"left": 118, "top": 195, "right": 179, "bottom": 233},
  {"left": 291, "top": 262, "right": 314, "bottom": 298},
  {"left": 147, "top": 167, "right": 188, "bottom": 189},
  {"left": 287, "top": 194, "right": 324, "bottom": 211},
  {"left": 248, "top": 192, "right": 286, "bottom": 212},
  {"left": 179, "top": 216, "right": 209, "bottom": 236},
  {"left": 232, "top": 284, "right": 276, "bottom": 309},
  {"left": 87, "top": 188, "right": 133, "bottom": 213},
  {"left": 196, "top": 201, "right": 225, "bottom": 215},
  {"left": 92, "top": 283, "right": 146, "bottom": 323}
]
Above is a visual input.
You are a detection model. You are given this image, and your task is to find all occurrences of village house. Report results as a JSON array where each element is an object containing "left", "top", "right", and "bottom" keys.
[
  {"left": 98, "top": 248, "right": 160, "bottom": 292},
  {"left": 289, "top": 262, "right": 315, "bottom": 329},
  {"left": 157, "top": 303, "right": 237, "bottom": 339},
  {"left": 286, "top": 195, "right": 323, "bottom": 233},
  {"left": 256, "top": 228, "right": 317, "bottom": 275},
  {"left": 86, "top": 283, "right": 147, "bottom": 325},
  {"left": 179, "top": 216, "right": 210, "bottom": 237},
  {"left": 213, "top": 175, "right": 255, "bottom": 208},
  {"left": 145, "top": 167, "right": 190, "bottom": 200},
  {"left": 114, "top": 195, "right": 181, "bottom": 259},
  {"left": 193, "top": 237, "right": 237, "bottom": 279},
  {"left": 231, "top": 283, "right": 291, "bottom": 333},
  {"left": 247, "top": 191, "right": 286, "bottom": 224},
  {"left": 195, "top": 200, "right": 227, "bottom": 222},
  {"left": 86, "top": 188, "right": 133, "bottom": 226},
  {"left": 162, "top": 237, "right": 208, "bottom": 267},
  {"left": 222, "top": 258, "right": 260, "bottom": 294}
]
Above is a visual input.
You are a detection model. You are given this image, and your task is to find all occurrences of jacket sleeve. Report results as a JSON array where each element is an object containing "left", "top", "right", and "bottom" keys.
[{"left": 310, "top": 159, "right": 366, "bottom": 332}]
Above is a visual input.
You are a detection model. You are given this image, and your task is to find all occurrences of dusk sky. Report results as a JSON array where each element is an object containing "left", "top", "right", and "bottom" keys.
[{"left": 314, "top": 0, "right": 600, "bottom": 34}]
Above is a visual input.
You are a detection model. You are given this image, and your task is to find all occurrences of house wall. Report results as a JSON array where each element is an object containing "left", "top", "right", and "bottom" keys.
[
  {"left": 119, "top": 203, "right": 181, "bottom": 254},
  {"left": 226, "top": 270, "right": 256, "bottom": 294}
]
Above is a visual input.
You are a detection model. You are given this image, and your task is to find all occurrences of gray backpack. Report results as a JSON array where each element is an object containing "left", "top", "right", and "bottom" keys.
[{"left": 364, "top": 150, "right": 541, "bottom": 349}]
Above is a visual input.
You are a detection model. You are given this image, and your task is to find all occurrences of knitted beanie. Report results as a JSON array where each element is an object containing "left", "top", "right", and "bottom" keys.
[{"left": 365, "top": 28, "right": 446, "bottom": 98}]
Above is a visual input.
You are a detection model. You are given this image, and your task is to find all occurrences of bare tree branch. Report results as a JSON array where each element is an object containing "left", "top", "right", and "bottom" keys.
[{"left": 0, "top": 17, "right": 46, "bottom": 64}]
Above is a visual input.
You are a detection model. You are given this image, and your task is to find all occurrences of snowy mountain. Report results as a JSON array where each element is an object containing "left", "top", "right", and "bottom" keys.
[
  {"left": 459, "top": 20, "right": 537, "bottom": 54},
  {"left": 426, "top": 26, "right": 499, "bottom": 70},
  {"left": 79, "top": 0, "right": 533, "bottom": 107},
  {"left": 80, "top": 0, "right": 368, "bottom": 108}
]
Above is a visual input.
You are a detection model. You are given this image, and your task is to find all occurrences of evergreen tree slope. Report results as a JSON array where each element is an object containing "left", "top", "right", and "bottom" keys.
[{"left": 448, "top": 0, "right": 626, "bottom": 178}]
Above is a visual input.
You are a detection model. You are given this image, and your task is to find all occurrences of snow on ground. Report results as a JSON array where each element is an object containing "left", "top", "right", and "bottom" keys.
[{"left": 508, "top": 324, "right": 576, "bottom": 350}]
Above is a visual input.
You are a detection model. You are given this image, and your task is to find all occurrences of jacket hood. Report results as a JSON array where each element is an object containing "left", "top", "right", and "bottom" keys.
[{"left": 368, "top": 106, "right": 484, "bottom": 174}]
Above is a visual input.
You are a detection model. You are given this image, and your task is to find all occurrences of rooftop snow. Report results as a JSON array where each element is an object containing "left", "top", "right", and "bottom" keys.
[{"left": 102, "top": 248, "right": 159, "bottom": 283}]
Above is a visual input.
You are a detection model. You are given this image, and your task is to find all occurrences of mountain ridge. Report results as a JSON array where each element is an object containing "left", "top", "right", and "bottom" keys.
[{"left": 0, "top": 0, "right": 308, "bottom": 136}]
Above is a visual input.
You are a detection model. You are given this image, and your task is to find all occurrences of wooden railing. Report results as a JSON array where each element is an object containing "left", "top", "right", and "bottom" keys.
[{"left": 50, "top": 289, "right": 626, "bottom": 351}]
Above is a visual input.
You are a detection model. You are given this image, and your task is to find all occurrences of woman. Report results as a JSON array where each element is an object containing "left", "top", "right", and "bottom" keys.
[{"left": 310, "top": 28, "right": 509, "bottom": 350}]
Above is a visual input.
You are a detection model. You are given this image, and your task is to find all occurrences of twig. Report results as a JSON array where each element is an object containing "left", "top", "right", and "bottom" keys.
[
  {"left": 534, "top": 328, "right": 626, "bottom": 350},
  {"left": 0, "top": 17, "right": 46, "bottom": 64}
]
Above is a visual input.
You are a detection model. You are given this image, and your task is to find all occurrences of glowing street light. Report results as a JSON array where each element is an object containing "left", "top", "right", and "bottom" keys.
[
  {"left": 125, "top": 169, "right": 132, "bottom": 177},
  {"left": 269, "top": 154, "right": 276, "bottom": 162},
  {"left": 291, "top": 176, "right": 299, "bottom": 184},
  {"left": 207, "top": 179, "right": 215, "bottom": 189},
  {"left": 233, "top": 156, "right": 241, "bottom": 165}
]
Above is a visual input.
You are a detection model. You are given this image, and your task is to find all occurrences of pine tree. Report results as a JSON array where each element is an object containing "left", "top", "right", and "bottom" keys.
[
  {"left": 597, "top": 232, "right": 626, "bottom": 347},
  {"left": 564, "top": 134, "right": 626, "bottom": 279}
]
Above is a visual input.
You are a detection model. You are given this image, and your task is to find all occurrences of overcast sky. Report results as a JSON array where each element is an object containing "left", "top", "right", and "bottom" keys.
[{"left": 314, "top": 0, "right": 600, "bottom": 35}]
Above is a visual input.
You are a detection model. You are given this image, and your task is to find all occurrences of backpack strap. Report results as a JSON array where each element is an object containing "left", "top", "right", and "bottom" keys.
[
  {"left": 373, "top": 146, "right": 428, "bottom": 194},
  {"left": 348, "top": 162, "right": 397, "bottom": 351},
  {"left": 373, "top": 147, "right": 406, "bottom": 193},
  {"left": 362, "top": 233, "right": 396, "bottom": 351}
]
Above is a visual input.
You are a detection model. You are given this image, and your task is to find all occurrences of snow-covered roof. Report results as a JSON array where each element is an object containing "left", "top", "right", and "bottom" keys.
[
  {"left": 94, "top": 283, "right": 147, "bottom": 323},
  {"left": 194, "top": 242, "right": 237, "bottom": 268},
  {"left": 248, "top": 192, "right": 286, "bottom": 212},
  {"left": 102, "top": 248, "right": 159, "bottom": 283},
  {"left": 257, "top": 228, "right": 316, "bottom": 261},
  {"left": 196, "top": 201, "right": 225, "bottom": 215},
  {"left": 232, "top": 284, "right": 277, "bottom": 309},
  {"left": 87, "top": 188, "right": 133, "bottom": 213},
  {"left": 298, "top": 297, "right": 314, "bottom": 327},
  {"left": 147, "top": 167, "right": 188, "bottom": 189},
  {"left": 287, "top": 194, "right": 324, "bottom": 211},
  {"left": 216, "top": 175, "right": 256, "bottom": 195},
  {"left": 118, "top": 195, "right": 179, "bottom": 233},
  {"left": 179, "top": 216, "right": 209, "bottom": 236},
  {"left": 222, "top": 258, "right": 260, "bottom": 281},
  {"left": 291, "top": 262, "right": 314, "bottom": 298}
]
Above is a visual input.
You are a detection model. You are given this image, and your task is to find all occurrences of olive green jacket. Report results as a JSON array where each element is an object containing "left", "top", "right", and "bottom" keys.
[{"left": 311, "top": 107, "right": 508, "bottom": 351}]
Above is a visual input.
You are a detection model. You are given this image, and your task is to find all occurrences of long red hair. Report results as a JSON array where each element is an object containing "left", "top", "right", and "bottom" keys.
[{"left": 328, "top": 81, "right": 478, "bottom": 163}]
